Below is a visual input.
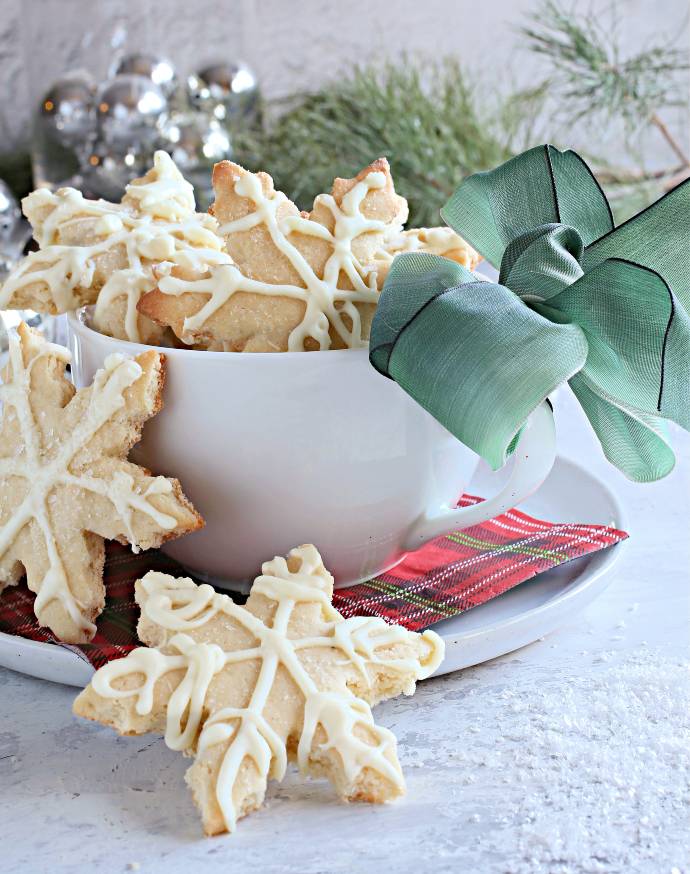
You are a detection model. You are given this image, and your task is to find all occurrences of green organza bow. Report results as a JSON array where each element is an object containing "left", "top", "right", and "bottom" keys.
[{"left": 370, "top": 144, "right": 690, "bottom": 481}]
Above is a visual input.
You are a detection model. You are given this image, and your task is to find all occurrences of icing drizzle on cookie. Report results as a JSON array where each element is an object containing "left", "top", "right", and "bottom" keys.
[
  {"left": 0, "top": 152, "right": 224, "bottom": 343},
  {"left": 90, "top": 546, "right": 444, "bottom": 831},
  {"left": 0, "top": 329, "right": 179, "bottom": 636},
  {"left": 377, "top": 226, "right": 478, "bottom": 262},
  {"left": 157, "top": 169, "right": 390, "bottom": 350}
]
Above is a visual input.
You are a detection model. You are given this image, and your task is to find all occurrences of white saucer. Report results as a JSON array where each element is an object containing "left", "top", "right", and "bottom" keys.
[
  {"left": 432, "top": 455, "right": 626, "bottom": 674},
  {"left": 0, "top": 456, "right": 626, "bottom": 686}
]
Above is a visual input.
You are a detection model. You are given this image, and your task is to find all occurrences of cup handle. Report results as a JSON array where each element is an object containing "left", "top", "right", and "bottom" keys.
[{"left": 402, "top": 401, "right": 557, "bottom": 551}]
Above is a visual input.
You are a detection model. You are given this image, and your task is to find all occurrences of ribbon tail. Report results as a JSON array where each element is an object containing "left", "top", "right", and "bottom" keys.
[
  {"left": 549, "top": 258, "right": 690, "bottom": 432},
  {"left": 369, "top": 253, "right": 473, "bottom": 377},
  {"left": 552, "top": 257, "right": 687, "bottom": 480},
  {"left": 569, "top": 373, "right": 676, "bottom": 482},
  {"left": 371, "top": 252, "right": 588, "bottom": 470}
]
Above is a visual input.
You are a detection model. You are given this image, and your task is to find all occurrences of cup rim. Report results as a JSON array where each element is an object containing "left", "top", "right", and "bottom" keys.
[{"left": 66, "top": 307, "right": 369, "bottom": 361}]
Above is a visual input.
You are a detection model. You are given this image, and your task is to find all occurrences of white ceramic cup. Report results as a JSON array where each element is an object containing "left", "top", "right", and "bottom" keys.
[{"left": 67, "top": 309, "right": 556, "bottom": 589}]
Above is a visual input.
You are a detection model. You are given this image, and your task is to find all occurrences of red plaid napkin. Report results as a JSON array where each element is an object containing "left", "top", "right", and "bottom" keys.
[{"left": 0, "top": 494, "right": 627, "bottom": 669}]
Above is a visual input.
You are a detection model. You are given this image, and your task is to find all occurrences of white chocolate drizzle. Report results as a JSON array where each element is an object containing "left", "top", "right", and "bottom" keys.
[
  {"left": 0, "top": 152, "right": 224, "bottom": 343},
  {"left": 158, "top": 170, "right": 389, "bottom": 350},
  {"left": 0, "top": 333, "right": 177, "bottom": 635},
  {"left": 89, "top": 545, "right": 444, "bottom": 830},
  {"left": 369, "top": 226, "right": 479, "bottom": 277},
  {"left": 379, "top": 225, "right": 472, "bottom": 257}
]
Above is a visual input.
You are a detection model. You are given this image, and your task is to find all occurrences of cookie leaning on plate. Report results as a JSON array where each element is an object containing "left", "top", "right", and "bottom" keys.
[
  {"left": 74, "top": 544, "right": 444, "bottom": 834},
  {"left": 137, "top": 158, "right": 409, "bottom": 352},
  {"left": 0, "top": 323, "right": 203, "bottom": 643}
]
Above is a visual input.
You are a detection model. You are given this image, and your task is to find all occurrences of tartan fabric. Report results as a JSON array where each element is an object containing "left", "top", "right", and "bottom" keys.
[
  {"left": 333, "top": 495, "right": 627, "bottom": 630},
  {"left": 0, "top": 495, "right": 627, "bottom": 667},
  {"left": 0, "top": 544, "right": 183, "bottom": 670}
]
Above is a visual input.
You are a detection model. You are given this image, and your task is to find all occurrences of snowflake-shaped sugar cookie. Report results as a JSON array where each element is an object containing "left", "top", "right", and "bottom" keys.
[
  {"left": 372, "top": 226, "right": 481, "bottom": 282},
  {"left": 138, "top": 158, "right": 409, "bottom": 351},
  {"left": 74, "top": 544, "right": 444, "bottom": 834},
  {"left": 0, "top": 152, "right": 226, "bottom": 344},
  {"left": 0, "top": 323, "right": 203, "bottom": 642}
]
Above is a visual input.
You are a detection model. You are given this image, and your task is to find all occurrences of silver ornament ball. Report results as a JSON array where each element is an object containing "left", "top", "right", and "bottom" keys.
[
  {"left": 112, "top": 52, "right": 178, "bottom": 99},
  {"left": 83, "top": 140, "right": 146, "bottom": 201},
  {"left": 160, "top": 111, "right": 231, "bottom": 169},
  {"left": 39, "top": 71, "right": 97, "bottom": 149},
  {"left": 188, "top": 61, "right": 259, "bottom": 122},
  {"left": 96, "top": 74, "right": 168, "bottom": 153},
  {"left": 0, "top": 180, "right": 21, "bottom": 239},
  {"left": 0, "top": 179, "right": 31, "bottom": 270}
]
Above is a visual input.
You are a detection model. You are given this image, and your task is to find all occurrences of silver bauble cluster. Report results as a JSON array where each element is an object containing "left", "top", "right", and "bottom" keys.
[{"left": 32, "top": 53, "right": 260, "bottom": 203}]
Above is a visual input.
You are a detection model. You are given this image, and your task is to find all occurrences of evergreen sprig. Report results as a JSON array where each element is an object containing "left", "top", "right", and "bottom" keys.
[
  {"left": 235, "top": 3, "right": 688, "bottom": 227},
  {"left": 235, "top": 60, "right": 514, "bottom": 227},
  {"left": 522, "top": 0, "right": 690, "bottom": 165}
]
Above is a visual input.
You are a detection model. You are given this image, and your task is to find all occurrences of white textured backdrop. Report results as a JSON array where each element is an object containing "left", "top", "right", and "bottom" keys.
[{"left": 0, "top": 0, "right": 688, "bottom": 164}]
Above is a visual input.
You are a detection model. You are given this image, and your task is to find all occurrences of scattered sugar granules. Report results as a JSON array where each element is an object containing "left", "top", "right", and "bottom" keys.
[{"left": 419, "top": 647, "right": 690, "bottom": 874}]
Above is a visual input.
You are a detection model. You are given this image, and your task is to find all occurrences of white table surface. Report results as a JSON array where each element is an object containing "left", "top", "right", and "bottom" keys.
[{"left": 2, "top": 388, "right": 688, "bottom": 874}]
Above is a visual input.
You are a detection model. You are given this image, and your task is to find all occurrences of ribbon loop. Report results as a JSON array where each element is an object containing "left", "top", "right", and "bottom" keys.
[
  {"left": 372, "top": 252, "right": 587, "bottom": 471},
  {"left": 371, "top": 145, "right": 690, "bottom": 482},
  {"left": 440, "top": 145, "right": 614, "bottom": 269}
]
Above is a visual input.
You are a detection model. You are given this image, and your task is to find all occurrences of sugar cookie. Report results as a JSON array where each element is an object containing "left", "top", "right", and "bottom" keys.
[
  {"left": 0, "top": 323, "right": 203, "bottom": 642},
  {"left": 0, "top": 152, "right": 225, "bottom": 344},
  {"left": 138, "top": 159, "right": 409, "bottom": 351},
  {"left": 74, "top": 545, "right": 444, "bottom": 833}
]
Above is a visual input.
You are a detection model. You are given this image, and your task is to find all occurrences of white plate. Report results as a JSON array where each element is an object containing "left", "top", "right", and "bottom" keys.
[
  {"left": 433, "top": 455, "right": 626, "bottom": 674},
  {"left": 0, "top": 456, "right": 625, "bottom": 686}
]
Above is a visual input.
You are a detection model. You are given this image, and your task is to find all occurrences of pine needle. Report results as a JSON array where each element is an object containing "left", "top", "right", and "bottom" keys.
[{"left": 522, "top": 1, "right": 690, "bottom": 131}]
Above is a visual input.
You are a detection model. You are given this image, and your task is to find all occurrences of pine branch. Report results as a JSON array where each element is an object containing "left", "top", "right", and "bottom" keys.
[
  {"left": 234, "top": 60, "right": 518, "bottom": 227},
  {"left": 649, "top": 112, "right": 690, "bottom": 166},
  {"left": 594, "top": 163, "right": 686, "bottom": 185},
  {"left": 235, "top": 5, "right": 688, "bottom": 229},
  {"left": 522, "top": 0, "right": 690, "bottom": 165}
]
